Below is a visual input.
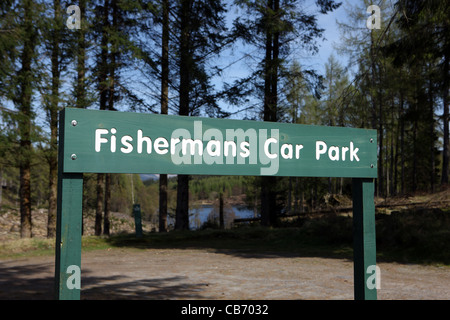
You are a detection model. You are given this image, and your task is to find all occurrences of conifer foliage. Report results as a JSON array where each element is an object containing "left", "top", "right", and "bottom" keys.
[{"left": 0, "top": 0, "right": 448, "bottom": 236}]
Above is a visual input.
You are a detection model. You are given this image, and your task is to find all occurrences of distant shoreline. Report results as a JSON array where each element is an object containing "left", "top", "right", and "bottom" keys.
[{"left": 192, "top": 194, "right": 249, "bottom": 208}]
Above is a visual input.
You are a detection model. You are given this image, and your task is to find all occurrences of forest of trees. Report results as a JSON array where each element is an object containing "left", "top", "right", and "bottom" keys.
[{"left": 0, "top": 0, "right": 448, "bottom": 238}]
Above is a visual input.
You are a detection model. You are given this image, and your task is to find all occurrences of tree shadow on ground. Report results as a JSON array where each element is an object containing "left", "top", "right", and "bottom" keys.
[
  {"left": 0, "top": 261, "right": 208, "bottom": 300},
  {"left": 82, "top": 275, "right": 207, "bottom": 300},
  {"left": 104, "top": 208, "right": 450, "bottom": 265},
  {"left": 0, "top": 262, "right": 54, "bottom": 300},
  {"left": 104, "top": 227, "right": 356, "bottom": 262}
]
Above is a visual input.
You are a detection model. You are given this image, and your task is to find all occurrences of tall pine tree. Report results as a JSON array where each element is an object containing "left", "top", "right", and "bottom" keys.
[
  {"left": 233, "top": 0, "right": 341, "bottom": 225},
  {"left": 172, "top": 0, "right": 229, "bottom": 230},
  {"left": 9, "top": 0, "right": 40, "bottom": 238}
]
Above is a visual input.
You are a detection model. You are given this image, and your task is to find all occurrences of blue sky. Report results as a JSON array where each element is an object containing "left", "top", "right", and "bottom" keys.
[
  {"left": 19, "top": 1, "right": 359, "bottom": 129},
  {"left": 309, "top": 1, "right": 349, "bottom": 74},
  {"left": 213, "top": 0, "right": 355, "bottom": 118}
]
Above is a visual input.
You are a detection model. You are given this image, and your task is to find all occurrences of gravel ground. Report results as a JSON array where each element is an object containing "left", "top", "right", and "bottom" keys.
[{"left": 0, "top": 248, "right": 448, "bottom": 300}]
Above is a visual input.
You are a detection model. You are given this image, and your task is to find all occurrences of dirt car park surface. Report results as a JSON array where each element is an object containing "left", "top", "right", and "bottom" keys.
[{"left": 0, "top": 247, "right": 449, "bottom": 300}]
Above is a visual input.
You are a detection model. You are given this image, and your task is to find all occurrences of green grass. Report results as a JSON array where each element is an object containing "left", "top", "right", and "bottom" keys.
[
  {"left": 0, "top": 238, "right": 56, "bottom": 259},
  {"left": 0, "top": 227, "right": 353, "bottom": 260},
  {"left": 104, "top": 227, "right": 355, "bottom": 258},
  {"left": 1, "top": 207, "right": 449, "bottom": 266},
  {"left": 375, "top": 208, "right": 450, "bottom": 265}
]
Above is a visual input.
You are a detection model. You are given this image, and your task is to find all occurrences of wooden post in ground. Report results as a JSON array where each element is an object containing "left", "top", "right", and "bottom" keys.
[
  {"left": 55, "top": 109, "right": 83, "bottom": 300},
  {"left": 352, "top": 178, "right": 377, "bottom": 300},
  {"left": 133, "top": 204, "right": 143, "bottom": 238}
]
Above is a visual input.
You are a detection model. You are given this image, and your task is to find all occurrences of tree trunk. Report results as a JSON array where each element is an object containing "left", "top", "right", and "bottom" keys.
[
  {"left": 159, "top": 0, "right": 169, "bottom": 232},
  {"left": 369, "top": 30, "right": 379, "bottom": 196},
  {"left": 219, "top": 192, "right": 224, "bottom": 229},
  {"left": 287, "top": 177, "right": 292, "bottom": 214},
  {"left": 95, "top": 173, "right": 104, "bottom": 236},
  {"left": 270, "top": 0, "right": 279, "bottom": 123},
  {"left": 159, "top": 174, "right": 168, "bottom": 232},
  {"left": 175, "top": 174, "right": 189, "bottom": 230},
  {"left": 76, "top": 0, "right": 88, "bottom": 235},
  {"left": 95, "top": 0, "right": 109, "bottom": 235},
  {"left": 0, "top": 168, "right": 3, "bottom": 206},
  {"left": 18, "top": 0, "right": 35, "bottom": 238},
  {"left": 428, "top": 71, "right": 436, "bottom": 193},
  {"left": 47, "top": 157, "right": 57, "bottom": 237},
  {"left": 378, "top": 80, "right": 384, "bottom": 197},
  {"left": 103, "top": 173, "right": 111, "bottom": 236},
  {"left": 441, "top": 44, "right": 449, "bottom": 185},
  {"left": 263, "top": 0, "right": 273, "bottom": 123},
  {"left": 412, "top": 107, "right": 418, "bottom": 193},
  {"left": 261, "top": 0, "right": 278, "bottom": 227},
  {"left": 20, "top": 165, "right": 32, "bottom": 238},
  {"left": 175, "top": 0, "right": 192, "bottom": 231},
  {"left": 76, "top": 0, "right": 87, "bottom": 109},
  {"left": 400, "top": 92, "right": 405, "bottom": 194},
  {"left": 102, "top": 0, "right": 120, "bottom": 236},
  {"left": 47, "top": 0, "right": 62, "bottom": 238},
  {"left": 389, "top": 98, "right": 395, "bottom": 197}
]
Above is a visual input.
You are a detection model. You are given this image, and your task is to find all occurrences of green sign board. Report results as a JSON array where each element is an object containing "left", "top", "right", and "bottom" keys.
[
  {"left": 61, "top": 108, "right": 377, "bottom": 178},
  {"left": 55, "top": 108, "right": 378, "bottom": 301}
]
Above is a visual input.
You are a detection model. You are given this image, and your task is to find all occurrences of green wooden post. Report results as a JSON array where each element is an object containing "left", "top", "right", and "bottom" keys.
[
  {"left": 55, "top": 173, "right": 83, "bottom": 300},
  {"left": 133, "top": 204, "right": 143, "bottom": 238},
  {"left": 55, "top": 109, "right": 83, "bottom": 300},
  {"left": 352, "top": 178, "right": 377, "bottom": 300}
]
